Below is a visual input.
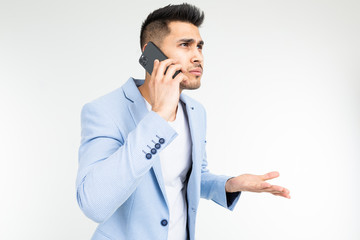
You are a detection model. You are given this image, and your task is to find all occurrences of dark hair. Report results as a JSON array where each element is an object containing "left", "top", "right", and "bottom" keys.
[{"left": 140, "top": 3, "right": 204, "bottom": 49}]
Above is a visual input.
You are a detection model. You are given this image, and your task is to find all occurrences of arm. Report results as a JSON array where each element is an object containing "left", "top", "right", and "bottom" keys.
[
  {"left": 76, "top": 102, "right": 177, "bottom": 223},
  {"left": 76, "top": 59, "right": 188, "bottom": 223},
  {"left": 200, "top": 169, "right": 241, "bottom": 211}
]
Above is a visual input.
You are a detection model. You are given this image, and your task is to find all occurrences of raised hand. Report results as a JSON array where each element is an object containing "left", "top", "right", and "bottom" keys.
[{"left": 140, "top": 58, "right": 188, "bottom": 122}]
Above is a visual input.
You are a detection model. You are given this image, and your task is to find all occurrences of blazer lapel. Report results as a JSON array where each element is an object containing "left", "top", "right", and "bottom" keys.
[
  {"left": 180, "top": 94, "right": 202, "bottom": 207},
  {"left": 122, "top": 78, "right": 169, "bottom": 206}
]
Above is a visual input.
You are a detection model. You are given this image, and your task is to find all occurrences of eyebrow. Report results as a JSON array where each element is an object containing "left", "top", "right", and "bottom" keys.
[{"left": 177, "top": 38, "right": 204, "bottom": 46}]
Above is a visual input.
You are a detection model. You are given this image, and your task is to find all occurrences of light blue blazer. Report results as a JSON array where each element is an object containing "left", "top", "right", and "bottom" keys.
[{"left": 76, "top": 78, "right": 240, "bottom": 240}]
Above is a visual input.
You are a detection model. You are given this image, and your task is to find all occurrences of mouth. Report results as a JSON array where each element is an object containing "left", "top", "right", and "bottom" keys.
[{"left": 188, "top": 67, "right": 203, "bottom": 76}]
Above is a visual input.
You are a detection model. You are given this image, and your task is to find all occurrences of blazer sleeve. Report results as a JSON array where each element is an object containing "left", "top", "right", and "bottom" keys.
[
  {"left": 199, "top": 107, "right": 241, "bottom": 211},
  {"left": 76, "top": 101, "right": 177, "bottom": 223},
  {"left": 200, "top": 152, "right": 241, "bottom": 211}
]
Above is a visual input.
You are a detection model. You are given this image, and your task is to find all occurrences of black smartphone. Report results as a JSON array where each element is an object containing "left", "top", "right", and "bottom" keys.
[{"left": 139, "top": 41, "right": 180, "bottom": 78}]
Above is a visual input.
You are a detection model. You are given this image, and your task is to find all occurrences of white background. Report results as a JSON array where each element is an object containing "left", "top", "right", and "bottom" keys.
[{"left": 1, "top": 0, "right": 359, "bottom": 239}]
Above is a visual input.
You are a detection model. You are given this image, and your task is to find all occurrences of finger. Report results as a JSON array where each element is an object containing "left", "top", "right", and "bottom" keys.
[
  {"left": 282, "top": 187, "right": 290, "bottom": 194},
  {"left": 269, "top": 185, "right": 284, "bottom": 192},
  {"left": 272, "top": 192, "right": 291, "bottom": 199},
  {"left": 154, "top": 59, "right": 176, "bottom": 80},
  {"left": 259, "top": 182, "right": 271, "bottom": 189},
  {"left": 177, "top": 66, "right": 188, "bottom": 81},
  {"left": 262, "top": 171, "right": 279, "bottom": 181},
  {"left": 164, "top": 63, "right": 183, "bottom": 81},
  {"left": 180, "top": 65, "right": 187, "bottom": 73},
  {"left": 150, "top": 59, "right": 160, "bottom": 81},
  {"left": 173, "top": 70, "right": 188, "bottom": 84},
  {"left": 266, "top": 187, "right": 290, "bottom": 197},
  {"left": 271, "top": 185, "right": 290, "bottom": 195}
]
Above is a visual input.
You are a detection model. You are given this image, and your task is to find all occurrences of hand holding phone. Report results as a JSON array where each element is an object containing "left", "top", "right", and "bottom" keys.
[
  {"left": 139, "top": 41, "right": 181, "bottom": 78},
  {"left": 138, "top": 41, "right": 187, "bottom": 121}
]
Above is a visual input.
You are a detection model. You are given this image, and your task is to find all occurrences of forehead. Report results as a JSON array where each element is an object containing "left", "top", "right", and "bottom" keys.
[{"left": 166, "top": 21, "right": 202, "bottom": 41}]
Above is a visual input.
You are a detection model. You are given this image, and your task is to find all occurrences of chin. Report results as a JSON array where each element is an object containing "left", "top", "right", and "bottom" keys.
[{"left": 180, "top": 77, "right": 201, "bottom": 90}]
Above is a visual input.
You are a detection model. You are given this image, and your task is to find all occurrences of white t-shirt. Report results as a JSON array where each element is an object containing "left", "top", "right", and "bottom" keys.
[{"left": 144, "top": 99, "right": 192, "bottom": 240}]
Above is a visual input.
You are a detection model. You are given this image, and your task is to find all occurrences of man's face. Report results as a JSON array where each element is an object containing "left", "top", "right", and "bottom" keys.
[{"left": 159, "top": 21, "right": 204, "bottom": 90}]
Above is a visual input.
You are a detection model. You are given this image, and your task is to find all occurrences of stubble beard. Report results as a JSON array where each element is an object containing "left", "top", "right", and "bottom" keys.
[{"left": 180, "top": 76, "right": 201, "bottom": 90}]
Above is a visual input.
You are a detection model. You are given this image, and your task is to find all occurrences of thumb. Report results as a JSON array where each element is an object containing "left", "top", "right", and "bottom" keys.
[{"left": 262, "top": 171, "right": 280, "bottom": 181}]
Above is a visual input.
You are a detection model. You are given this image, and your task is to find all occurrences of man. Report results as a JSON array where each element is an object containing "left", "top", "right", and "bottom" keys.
[{"left": 76, "top": 3, "right": 290, "bottom": 240}]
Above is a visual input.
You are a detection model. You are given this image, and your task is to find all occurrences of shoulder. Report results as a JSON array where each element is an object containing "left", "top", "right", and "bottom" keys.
[
  {"left": 83, "top": 77, "right": 142, "bottom": 114},
  {"left": 82, "top": 78, "right": 134, "bottom": 117},
  {"left": 80, "top": 82, "right": 133, "bottom": 134},
  {"left": 86, "top": 87, "right": 125, "bottom": 109},
  {"left": 80, "top": 86, "right": 126, "bottom": 123}
]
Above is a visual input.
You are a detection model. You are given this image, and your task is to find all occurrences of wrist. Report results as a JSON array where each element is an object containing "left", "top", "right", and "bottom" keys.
[
  {"left": 225, "top": 177, "right": 235, "bottom": 193},
  {"left": 152, "top": 107, "right": 177, "bottom": 122}
]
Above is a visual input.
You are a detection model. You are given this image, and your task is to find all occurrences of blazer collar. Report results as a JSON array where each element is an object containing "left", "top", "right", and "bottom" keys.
[
  {"left": 122, "top": 78, "right": 148, "bottom": 126},
  {"left": 122, "top": 77, "right": 145, "bottom": 102},
  {"left": 180, "top": 93, "right": 201, "bottom": 165}
]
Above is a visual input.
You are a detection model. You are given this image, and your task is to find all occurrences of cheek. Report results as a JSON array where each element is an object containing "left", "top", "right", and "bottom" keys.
[
  {"left": 165, "top": 50, "right": 188, "bottom": 63},
  {"left": 172, "top": 54, "right": 188, "bottom": 66}
]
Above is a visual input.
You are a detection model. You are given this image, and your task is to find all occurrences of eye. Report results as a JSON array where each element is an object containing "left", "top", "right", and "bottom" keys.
[
  {"left": 197, "top": 44, "right": 203, "bottom": 50},
  {"left": 180, "top": 42, "right": 189, "bottom": 47}
]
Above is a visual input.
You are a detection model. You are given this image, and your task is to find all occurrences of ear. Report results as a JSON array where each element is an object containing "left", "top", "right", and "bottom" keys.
[{"left": 142, "top": 42, "right": 148, "bottom": 52}]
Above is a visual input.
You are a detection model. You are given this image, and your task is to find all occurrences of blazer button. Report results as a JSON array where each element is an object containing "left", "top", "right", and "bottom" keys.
[
  {"left": 159, "top": 138, "right": 165, "bottom": 144},
  {"left": 151, "top": 148, "right": 157, "bottom": 154},
  {"left": 155, "top": 143, "right": 161, "bottom": 149},
  {"left": 145, "top": 153, "right": 152, "bottom": 160},
  {"left": 161, "top": 219, "right": 168, "bottom": 226}
]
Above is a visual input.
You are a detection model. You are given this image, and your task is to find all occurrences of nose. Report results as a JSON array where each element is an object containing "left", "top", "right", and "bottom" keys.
[{"left": 190, "top": 48, "right": 203, "bottom": 64}]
